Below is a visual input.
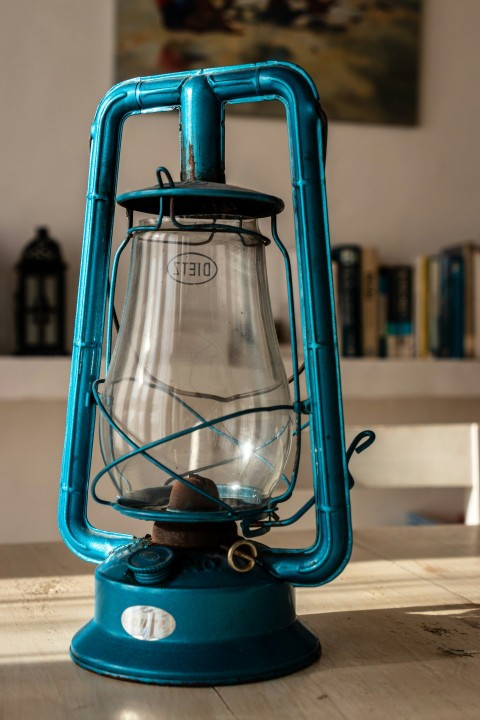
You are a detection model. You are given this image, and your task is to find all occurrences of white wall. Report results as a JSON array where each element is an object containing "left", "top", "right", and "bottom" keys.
[{"left": 1, "top": 0, "right": 480, "bottom": 353}]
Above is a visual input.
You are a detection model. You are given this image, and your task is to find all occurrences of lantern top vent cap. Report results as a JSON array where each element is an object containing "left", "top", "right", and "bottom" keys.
[{"left": 117, "top": 179, "right": 284, "bottom": 220}]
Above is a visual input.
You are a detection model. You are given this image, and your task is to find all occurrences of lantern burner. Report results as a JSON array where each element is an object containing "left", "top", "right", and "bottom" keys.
[
  {"left": 151, "top": 474, "right": 238, "bottom": 548},
  {"left": 168, "top": 473, "right": 220, "bottom": 512}
]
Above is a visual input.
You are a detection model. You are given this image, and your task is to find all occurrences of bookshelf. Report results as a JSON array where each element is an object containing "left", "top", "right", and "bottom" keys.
[
  {"left": 332, "top": 243, "right": 480, "bottom": 361},
  {"left": 1, "top": 355, "right": 479, "bottom": 402},
  {"left": 0, "top": 357, "right": 71, "bottom": 400},
  {"left": 340, "top": 357, "right": 480, "bottom": 399}
]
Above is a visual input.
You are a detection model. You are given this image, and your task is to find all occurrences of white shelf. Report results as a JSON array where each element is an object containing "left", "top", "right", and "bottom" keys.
[
  {"left": 0, "top": 356, "right": 479, "bottom": 402},
  {"left": 0, "top": 357, "right": 71, "bottom": 401},
  {"left": 340, "top": 358, "right": 480, "bottom": 399},
  {"left": 281, "top": 349, "right": 480, "bottom": 399}
]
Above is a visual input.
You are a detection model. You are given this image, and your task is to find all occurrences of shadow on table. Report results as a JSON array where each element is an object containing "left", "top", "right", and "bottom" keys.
[
  {"left": 0, "top": 659, "right": 232, "bottom": 719},
  {"left": 300, "top": 602, "right": 480, "bottom": 671},
  {"left": 1, "top": 604, "right": 479, "bottom": 719}
]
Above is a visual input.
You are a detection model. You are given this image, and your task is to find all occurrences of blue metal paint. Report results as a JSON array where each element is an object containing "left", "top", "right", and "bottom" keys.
[
  {"left": 71, "top": 542, "right": 320, "bottom": 685},
  {"left": 180, "top": 74, "right": 225, "bottom": 183}
]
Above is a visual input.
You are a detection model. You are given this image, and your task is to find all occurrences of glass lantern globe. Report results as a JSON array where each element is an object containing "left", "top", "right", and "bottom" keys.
[{"left": 99, "top": 217, "right": 293, "bottom": 512}]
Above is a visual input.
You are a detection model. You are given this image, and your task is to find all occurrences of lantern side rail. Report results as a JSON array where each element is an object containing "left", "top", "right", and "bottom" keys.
[{"left": 59, "top": 83, "right": 150, "bottom": 563}]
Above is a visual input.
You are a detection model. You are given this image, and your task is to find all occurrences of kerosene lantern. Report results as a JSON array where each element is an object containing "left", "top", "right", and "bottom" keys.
[
  {"left": 59, "top": 62, "right": 373, "bottom": 685},
  {"left": 15, "top": 226, "right": 67, "bottom": 355}
]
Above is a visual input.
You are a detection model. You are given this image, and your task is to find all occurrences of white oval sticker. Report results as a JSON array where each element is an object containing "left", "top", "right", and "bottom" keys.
[{"left": 121, "top": 605, "right": 176, "bottom": 641}]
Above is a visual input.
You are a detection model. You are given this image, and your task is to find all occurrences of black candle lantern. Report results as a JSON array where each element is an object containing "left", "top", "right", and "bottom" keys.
[{"left": 14, "top": 227, "right": 67, "bottom": 355}]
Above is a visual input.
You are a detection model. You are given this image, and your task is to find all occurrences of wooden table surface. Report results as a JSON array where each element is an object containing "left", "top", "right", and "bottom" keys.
[{"left": 1, "top": 526, "right": 479, "bottom": 720}]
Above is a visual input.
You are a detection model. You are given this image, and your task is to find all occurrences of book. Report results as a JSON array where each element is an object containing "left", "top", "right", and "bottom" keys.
[
  {"left": 427, "top": 256, "right": 440, "bottom": 357},
  {"left": 361, "top": 247, "right": 379, "bottom": 357},
  {"left": 437, "top": 250, "right": 464, "bottom": 358},
  {"left": 332, "top": 245, "right": 362, "bottom": 357},
  {"left": 377, "top": 266, "right": 389, "bottom": 357},
  {"left": 474, "top": 247, "right": 480, "bottom": 358},
  {"left": 442, "top": 242, "right": 478, "bottom": 357},
  {"left": 414, "top": 255, "right": 429, "bottom": 358},
  {"left": 386, "top": 265, "right": 414, "bottom": 358}
]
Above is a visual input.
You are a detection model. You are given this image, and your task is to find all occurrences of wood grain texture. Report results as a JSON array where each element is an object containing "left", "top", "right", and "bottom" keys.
[{"left": 0, "top": 527, "right": 479, "bottom": 720}]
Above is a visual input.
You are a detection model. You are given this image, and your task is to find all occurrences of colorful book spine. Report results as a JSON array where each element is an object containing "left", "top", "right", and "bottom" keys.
[
  {"left": 377, "top": 266, "right": 389, "bottom": 357},
  {"left": 441, "top": 242, "right": 479, "bottom": 357},
  {"left": 414, "top": 255, "right": 429, "bottom": 358},
  {"left": 437, "top": 250, "right": 464, "bottom": 358},
  {"left": 386, "top": 265, "right": 414, "bottom": 358},
  {"left": 427, "top": 256, "right": 440, "bottom": 357},
  {"left": 361, "top": 247, "right": 379, "bottom": 357},
  {"left": 474, "top": 247, "right": 480, "bottom": 358},
  {"left": 332, "top": 245, "right": 362, "bottom": 357}
]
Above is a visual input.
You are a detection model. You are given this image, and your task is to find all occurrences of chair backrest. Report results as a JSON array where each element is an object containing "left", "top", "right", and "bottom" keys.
[{"left": 345, "top": 423, "right": 480, "bottom": 525}]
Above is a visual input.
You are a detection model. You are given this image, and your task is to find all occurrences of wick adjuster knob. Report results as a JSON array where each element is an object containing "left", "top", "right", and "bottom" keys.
[
  {"left": 127, "top": 546, "right": 174, "bottom": 585},
  {"left": 226, "top": 539, "right": 258, "bottom": 573}
]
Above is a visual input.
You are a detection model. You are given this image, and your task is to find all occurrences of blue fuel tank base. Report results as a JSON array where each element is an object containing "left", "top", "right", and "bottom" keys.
[{"left": 70, "top": 541, "right": 321, "bottom": 685}]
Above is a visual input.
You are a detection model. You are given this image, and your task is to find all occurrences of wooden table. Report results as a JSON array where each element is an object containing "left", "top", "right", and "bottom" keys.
[{"left": 1, "top": 526, "right": 479, "bottom": 720}]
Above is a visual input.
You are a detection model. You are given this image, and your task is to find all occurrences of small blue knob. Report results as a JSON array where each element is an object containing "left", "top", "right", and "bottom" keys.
[{"left": 127, "top": 546, "right": 174, "bottom": 585}]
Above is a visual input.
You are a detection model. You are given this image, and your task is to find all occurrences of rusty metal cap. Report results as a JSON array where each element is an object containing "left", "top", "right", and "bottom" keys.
[{"left": 168, "top": 474, "right": 220, "bottom": 512}]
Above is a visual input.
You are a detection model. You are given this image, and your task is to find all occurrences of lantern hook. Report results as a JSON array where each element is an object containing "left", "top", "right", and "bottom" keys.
[
  {"left": 155, "top": 166, "right": 175, "bottom": 188},
  {"left": 346, "top": 430, "right": 376, "bottom": 489}
]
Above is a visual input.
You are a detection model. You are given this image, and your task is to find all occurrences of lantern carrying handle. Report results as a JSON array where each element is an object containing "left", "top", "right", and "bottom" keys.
[{"left": 59, "top": 62, "right": 352, "bottom": 582}]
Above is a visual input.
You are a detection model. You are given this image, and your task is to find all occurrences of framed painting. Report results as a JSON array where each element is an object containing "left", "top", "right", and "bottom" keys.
[{"left": 115, "top": 1, "right": 422, "bottom": 125}]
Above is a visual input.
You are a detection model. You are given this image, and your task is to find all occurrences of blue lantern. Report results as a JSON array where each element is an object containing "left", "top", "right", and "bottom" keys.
[{"left": 58, "top": 62, "right": 374, "bottom": 685}]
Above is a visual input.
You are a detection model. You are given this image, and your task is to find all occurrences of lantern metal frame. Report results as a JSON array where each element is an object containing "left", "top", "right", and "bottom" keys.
[{"left": 58, "top": 62, "right": 374, "bottom": 685}]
